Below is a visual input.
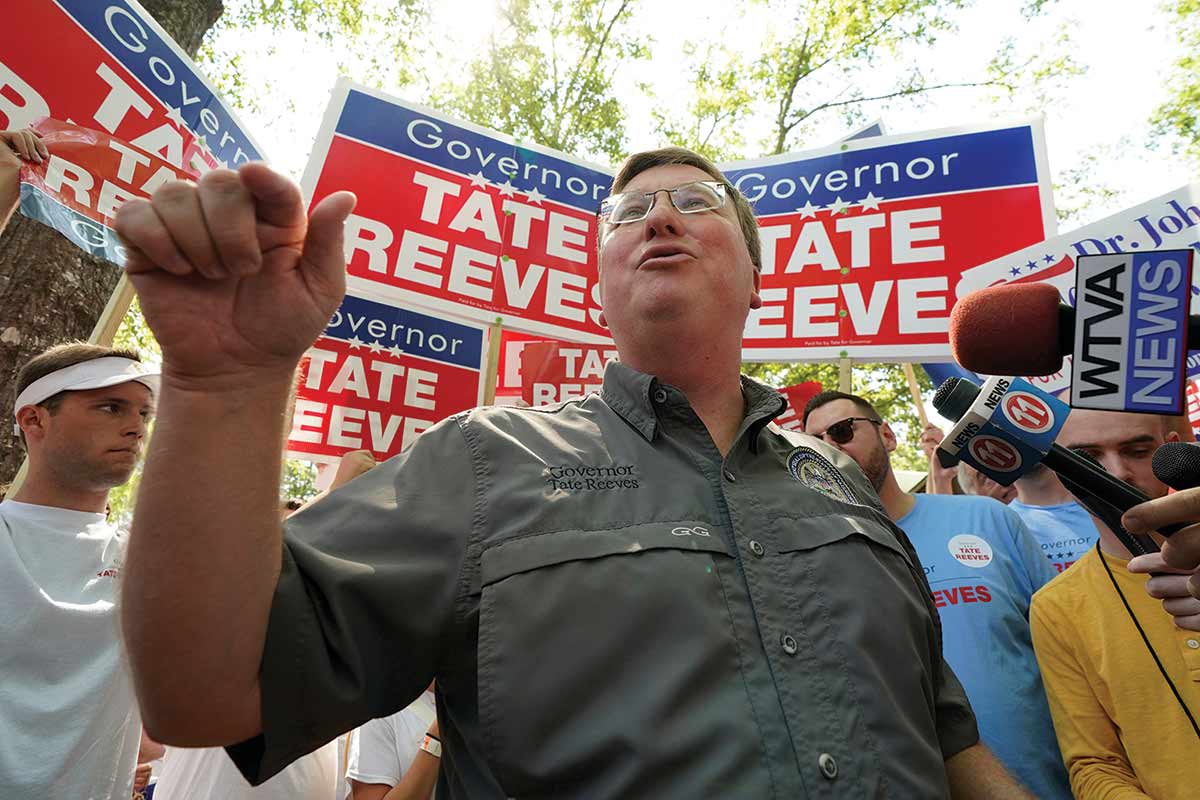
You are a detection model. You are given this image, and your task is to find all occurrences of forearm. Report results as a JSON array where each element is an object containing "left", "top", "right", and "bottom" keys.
[
  {"left": 384, "top": 752, "right": 440, "bottom": 800},
  {"left": 946, "top": 743, "right": 1035, "bottom": 799},
  {"left": 122, "top": 372, "right": 294, "bottom": 744}
]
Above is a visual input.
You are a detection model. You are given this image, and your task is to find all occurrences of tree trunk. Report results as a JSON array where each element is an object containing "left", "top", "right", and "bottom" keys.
[{"left": 0, "top": 0, "right": 224, "bottom": 484}]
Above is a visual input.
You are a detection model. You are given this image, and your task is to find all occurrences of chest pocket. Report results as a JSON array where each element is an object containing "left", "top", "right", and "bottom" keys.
[{"left": 476, "top": 522, "right": 765, "bottom": 797}]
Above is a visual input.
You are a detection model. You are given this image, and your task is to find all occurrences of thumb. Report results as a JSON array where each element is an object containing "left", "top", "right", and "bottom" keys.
[{"left": 299, "top": 190, "right": 356, "bottom": 300}]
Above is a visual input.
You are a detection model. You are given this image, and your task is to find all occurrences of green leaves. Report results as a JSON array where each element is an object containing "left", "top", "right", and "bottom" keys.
[
  {"left": 1151, "top": 0, "right": 1200, "bottom": 166},
  {"left": 436, "top": 0, "right": 645, "bottom": 164}
]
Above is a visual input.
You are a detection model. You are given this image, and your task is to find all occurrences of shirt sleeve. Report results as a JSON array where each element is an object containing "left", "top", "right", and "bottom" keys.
[
  {"left": 1029, "top": 591, "right": 1152, "bottom": 799},
  {"left": 1003, "top": 506, "right": 1059, "bottom": 597},
  {"left": 346, "top": 716, "right": 403, "bottom": 788},
  {"left": 226, "top": 417, "right": 477, "bottom": 785}
]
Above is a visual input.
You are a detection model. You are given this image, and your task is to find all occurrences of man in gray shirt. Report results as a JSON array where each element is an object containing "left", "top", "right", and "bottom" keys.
[{"left": 115, "top": 146, "right": 1032, "bottom": 798}]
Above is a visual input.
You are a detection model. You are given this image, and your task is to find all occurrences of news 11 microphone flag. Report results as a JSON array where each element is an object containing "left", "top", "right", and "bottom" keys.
[{"left": 0, "top": 0, "right": 266, "bottom": 262}]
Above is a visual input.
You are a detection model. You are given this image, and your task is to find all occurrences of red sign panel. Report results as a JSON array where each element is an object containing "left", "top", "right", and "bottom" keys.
[{"left": 519, "top": 341, "right": 619, "bottom": 406}]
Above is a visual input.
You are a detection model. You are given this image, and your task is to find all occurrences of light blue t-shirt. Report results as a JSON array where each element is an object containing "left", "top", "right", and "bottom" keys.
[
  {"left": 898, "top": 494, "right": 1069, "bottom": 800},
  {"left": 1008, "top": 500, "right": 1099, "bottom": 574}
]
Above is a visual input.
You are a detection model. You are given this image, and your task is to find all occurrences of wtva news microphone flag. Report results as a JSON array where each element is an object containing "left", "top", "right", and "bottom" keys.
[{"left": 937, "top": 376, "right": 1071, "bottom": 486}]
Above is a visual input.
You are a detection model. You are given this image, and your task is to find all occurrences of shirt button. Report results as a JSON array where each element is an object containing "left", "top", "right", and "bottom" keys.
[
  {"left": 749, "top": 540, "right": 765, "bottom": 557},
  {"left": 723, "top": 469, "right": 736, "bottom": 483},
  {"left": 1187, "top": 639, "right": 1200, "bottom": 650},
  {"left": 818, "top": 753, "right": 838, "bottom": 780},
  {"left": 781, "top": 634, "right": 798, "bottom": 655},
  {"left": 653, "top": 388, "right": 668, "bottom": 403}
]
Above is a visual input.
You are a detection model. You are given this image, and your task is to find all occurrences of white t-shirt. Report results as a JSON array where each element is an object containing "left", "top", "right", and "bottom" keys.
[
  {"left": 345, "top": 691, "right": 436, "bottom": 796},
  {"left": 0, "top": 500, "right": 141, "bottom": 800},
  {"left": 154, "top": 741, "right": 337, "bottom": 800}
]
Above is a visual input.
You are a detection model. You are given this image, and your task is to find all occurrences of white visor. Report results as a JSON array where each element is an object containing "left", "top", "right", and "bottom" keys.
[{"left": 13, "top": 357, "right": 161, "bottom": 435}]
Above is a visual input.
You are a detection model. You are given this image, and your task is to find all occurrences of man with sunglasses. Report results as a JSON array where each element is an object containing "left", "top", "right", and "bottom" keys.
[
  {"left": 116, "top": 149, "right": 1034, "bottom": 798},
  {"left": 803, "top": 391, "right": 1068, "bottom": 799}
]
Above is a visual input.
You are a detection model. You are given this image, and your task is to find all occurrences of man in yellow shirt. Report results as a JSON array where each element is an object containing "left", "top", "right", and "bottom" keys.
[{"left": 1030, "top": 406, "right": 1200, "bottom": 798}]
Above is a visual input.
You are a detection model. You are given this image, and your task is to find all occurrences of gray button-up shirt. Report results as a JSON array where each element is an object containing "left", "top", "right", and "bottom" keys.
[{"left": 229, "top": 362, "right": 977, "bottom": 798}]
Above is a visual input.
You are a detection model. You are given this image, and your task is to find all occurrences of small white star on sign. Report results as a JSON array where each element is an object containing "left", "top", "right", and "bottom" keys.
[
  {"left": 389, "top": 345, "right": 404, "bottom": 359},
  {"left": 827, "top": 196, "right": 850, "bottom": 215},
  {"left": 165, "top": 106, "right": 186, "bottom": 128},
  {"left": 468, "top": 171, "right": 489, "bottom": 188},
  {"left": 796, "top": 200, "right": 821, "bottom": 219},
  {"left": 858, "top": 192, "right": 883, "bottom": 212},
  {"left": 497, "top": 180, "right": 516, "bottom": 196},
  {"left": 348, "top": 336, "right": 364, "bottom": 350},
  {"left": 368, "top": 340, "right": 383, "bottom": 353},
  {"left": 525, "top": 187, "right": 546, "bottom": 205}
]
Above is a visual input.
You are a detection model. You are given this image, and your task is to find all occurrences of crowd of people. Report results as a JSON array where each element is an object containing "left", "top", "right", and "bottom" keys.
[{"left": 1, "top": 127, "right": 1199, "bottom": 799}]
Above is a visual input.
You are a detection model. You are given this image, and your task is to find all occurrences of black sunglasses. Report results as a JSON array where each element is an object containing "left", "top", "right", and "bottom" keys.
[{"left": 816, "top": 416, "right": 882, "bottom": 445}]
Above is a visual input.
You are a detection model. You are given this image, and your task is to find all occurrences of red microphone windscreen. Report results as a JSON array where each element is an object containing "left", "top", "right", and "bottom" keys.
[{"left": 949, "top": 283, "right": 1065, "bottom": 375}]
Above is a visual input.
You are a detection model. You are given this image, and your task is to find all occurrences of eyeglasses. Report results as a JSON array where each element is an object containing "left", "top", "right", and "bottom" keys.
[
  {"left": 814, "top": 417, "right": 882, "bottom": 445},
  {"left": 598, "top": 180, "right": 727, "bottom": 225}
]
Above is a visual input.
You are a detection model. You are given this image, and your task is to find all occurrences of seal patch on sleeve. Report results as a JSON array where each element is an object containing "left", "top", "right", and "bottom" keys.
[{"left": 787, "top": 447, "right": 859, "bottom": 504}]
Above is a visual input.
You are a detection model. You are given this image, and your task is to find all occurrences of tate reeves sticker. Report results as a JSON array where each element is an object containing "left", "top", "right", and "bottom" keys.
[
  {"left": 787, "top": 447, "right": 859, "bottom": 504},
  {"left": 948, "top": 534, "right": 993, "bottom": 568}
]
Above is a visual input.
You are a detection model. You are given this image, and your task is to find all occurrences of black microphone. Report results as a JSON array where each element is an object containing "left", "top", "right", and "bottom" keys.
[
  {"left": 1152, "top": 440, "right": 1200, "bottom": 492},
  {"left": 934, "top": 377, "right": 1174, "bottom": 555}
]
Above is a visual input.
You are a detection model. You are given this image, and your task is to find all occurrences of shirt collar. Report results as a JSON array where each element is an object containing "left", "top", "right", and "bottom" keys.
[{"left": 600, "top": 361, "right": 787, "bottom": 448}]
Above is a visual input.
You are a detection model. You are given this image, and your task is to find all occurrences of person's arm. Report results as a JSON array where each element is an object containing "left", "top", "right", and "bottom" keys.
[
  {"left": 1029, "top": 595, "right": 1152, "bottom": 798},
  {"left": 115, "top": 165, "right": 356, "bottom": 745},
  {"left": 944, "top": 742, "right": 1036, "bottom": 799},
  {"left": 1006, "top": 511, "right": 1059, "bottom": 595},
  {"left": 0, "top": 128, "right": 46, "bottom": 233},
  {"left": 920, "top": 424, "right": 957, "bottom": 495},
  {"left": 349, "top": 715, "right": 440, "bottom": 800}
]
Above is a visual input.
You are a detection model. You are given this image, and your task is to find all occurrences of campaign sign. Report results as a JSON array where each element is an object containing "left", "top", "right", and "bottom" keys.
[
  {"left": 774, "top": 381, "right": 824, "bottom": 432},
  {"left": 16, "top": 118, "right": 192, "bottom": 263},
  {"left": 519, "top": 341, "right": 618, "bottom": 406},
  {"left": 494, "top": 330, "right": 545, "bottom": 407},
  {"left": 1187, "top": 378, "right": 1200, "bottom": 438},
  {"left": 937, "top": 376, "right": 1066, "bottom": 485},
  {"left": 302, "top": 78, "right": 613, "bottom": 343},
  {"left": 1071, "top": 250, "right": 1194, "bottom": 415},
  {"left": 1, "top": 1, "right": 263, "bottom": 170},
  {"left": 287, "top": 291, "right": 486, "bottom": 463},
  {"left": 720, "top": 120, "right": 1055, "bottom": 361}
]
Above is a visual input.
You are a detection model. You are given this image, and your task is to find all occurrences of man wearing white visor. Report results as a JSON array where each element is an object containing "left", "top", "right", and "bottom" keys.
[{"left": 1, "top": 342, "right": 158, "bottom": 800}]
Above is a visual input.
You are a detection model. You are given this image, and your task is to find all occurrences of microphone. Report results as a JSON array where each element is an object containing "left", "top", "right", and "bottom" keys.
[
  {"left": 934, "top": 376, "right": 1174, "bottom": 556},
  {"left": 1152, "top": 441, "right": 1200, "bottom": 491},
  {"left": 950, "top": 281, "right": 1200, "bottom": 377}
]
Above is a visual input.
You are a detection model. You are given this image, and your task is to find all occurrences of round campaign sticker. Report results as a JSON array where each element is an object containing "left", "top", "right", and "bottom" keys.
[
  {"left": 948, "top": 534, "right": 994, "bottom": 568},
  {"left": 786, "top": 447, "right": 859, "bottom": 505},
  {"left": 1001, "top": 391, "right": 1055, "bottom": 434}
]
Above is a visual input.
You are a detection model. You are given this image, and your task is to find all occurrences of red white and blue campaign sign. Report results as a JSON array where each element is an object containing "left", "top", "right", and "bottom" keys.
[
  {"left": 16, "top": 118, "right": 193, "bottom": 263},
  {"left": 949, "top": 185, "right": 1200, "bottom": 396},
  {"left": 287, "top": 291, "right": 487, "bottom": 463},
  {"left": 1, "top": 0, "right": 265, "bottom": 258},
  {"left": 938, "top": 376, "right": 1070, "bottom": 485},
  {"left": 1071, "top": 250, "right": 1194, "bottom": 415},
  {"left": 719, "top": 121, "right": 1055, "bottom": 361},
  {"left": 519, "top": 341, "right": 618, "bottom": 406},
  {"left": 303, "top": 78, "right": 613, "bottom": 343}
]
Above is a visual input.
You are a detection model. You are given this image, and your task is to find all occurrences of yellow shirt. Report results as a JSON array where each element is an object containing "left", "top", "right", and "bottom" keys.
[{"left": 1030, "top": 547, "right": 1200, "bottom": 799}]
